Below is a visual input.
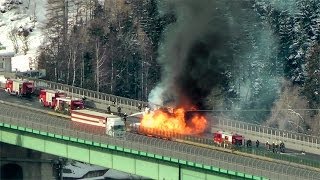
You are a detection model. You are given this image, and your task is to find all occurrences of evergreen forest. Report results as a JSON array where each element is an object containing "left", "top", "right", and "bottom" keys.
[{"left": 38, "top": 0, "right": 320, "bottom": 135}]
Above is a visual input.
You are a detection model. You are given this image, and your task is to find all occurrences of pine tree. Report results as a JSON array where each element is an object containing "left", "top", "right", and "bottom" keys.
[{"left": 303, "top": 45, "right": 320, "bottom": 113}]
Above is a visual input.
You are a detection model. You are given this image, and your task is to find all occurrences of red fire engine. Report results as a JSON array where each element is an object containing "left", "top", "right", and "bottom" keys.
[
  {"left": 5, "top": 79, "right": 34, "bottom": 96},
  {"left": 54, "top": 97, "right": 84, "bottom": 113},
  {"left": 39, "top": 89, "right": 66, "bottom": 108},
  {"left": 213, "top": 130, "right": 244, "bottom": 146}
]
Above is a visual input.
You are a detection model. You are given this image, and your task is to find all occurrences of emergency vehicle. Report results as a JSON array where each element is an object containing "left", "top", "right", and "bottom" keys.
[
  {"left": 213, "top": 130, "right": 244, "bottom": 146},
  {"left": 39, "top": 89, "right": 66, "bottom": 108},
  {"left": 5, "top": 79, "right": 34, "bottom": 96},
  {"left": 54, "top": 97, "right": 84, "bottom": 113}
]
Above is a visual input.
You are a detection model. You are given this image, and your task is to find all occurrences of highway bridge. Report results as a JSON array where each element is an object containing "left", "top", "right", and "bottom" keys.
[
  {"left": 30, "top": 78, "right": 320, "bottom": 154},
  {"left": 0, "top": 79, "right": 319, "bottom": 179}
]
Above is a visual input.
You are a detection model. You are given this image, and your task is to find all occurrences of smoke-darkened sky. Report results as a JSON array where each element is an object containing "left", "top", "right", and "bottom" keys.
[{"left": 149, "top": 0, "right": 269, "bottom": 109}]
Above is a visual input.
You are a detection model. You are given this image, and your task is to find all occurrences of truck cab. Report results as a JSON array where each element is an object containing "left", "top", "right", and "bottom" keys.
[
  {"left": 55, "top": 97, "right": 84, "bottom": 113},
  {"left": 106, "top": 117, "right": 125, "bottom": 138},
  {"left": 5, "top": 79, "right": 34, "bottom": 96},
  {"left": 39, "top": 89, "right": 66, "bottom": 108}
]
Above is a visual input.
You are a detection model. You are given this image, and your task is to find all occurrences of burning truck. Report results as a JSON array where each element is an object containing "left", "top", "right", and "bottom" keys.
[
  {"left": 131, "top": 106, "right": 245, "bottom": 150},
  {"left": 130, "top": 106, "right": 208, "bottom": 139}
]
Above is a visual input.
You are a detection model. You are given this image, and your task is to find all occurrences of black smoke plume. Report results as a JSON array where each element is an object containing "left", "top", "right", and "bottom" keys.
[{"left": 149, "top": 0, "right": 257, "bottom": 109}]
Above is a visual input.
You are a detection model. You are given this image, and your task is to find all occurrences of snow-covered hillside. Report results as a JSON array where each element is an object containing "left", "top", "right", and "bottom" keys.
[{"left": 0, "top": 0, "right": 47, "bottom": 72}]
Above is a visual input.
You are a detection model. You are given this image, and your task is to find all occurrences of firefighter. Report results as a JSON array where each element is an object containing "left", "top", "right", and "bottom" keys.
[
  {"left": 145, "top": 106, "right": 150, "bottom": 114},
  {"left": 107, "top": 105, "right": 111, "bottom": 114},
  {"left": 117, "top": 106, "right": 121, "bottom": 115},
  {"left": 81, "top": 95, "right": 86, "bottom": 101},
  {"left": 138, "top": 103, "right": 142, "bottom": 111},
  {"left": 266, "top": 141, "right": 269, "bottom": 150},
  {"left": 272, "top": 142, "right": 275, "bottom": 153},
  {"left": 246, "top": 139, "right": 252, "bottom": 148},
  {"left": 280, "top": 141, "right": 285, "bottom": 153},
  {"left": 256, "top": 140, "right": 260, "bottom": 148},
  {"left": 275, "top": 142, "right": 279, "bottom": 153},
  {"left": 123, "top": 113, "right": 127, "bottom": 123}
]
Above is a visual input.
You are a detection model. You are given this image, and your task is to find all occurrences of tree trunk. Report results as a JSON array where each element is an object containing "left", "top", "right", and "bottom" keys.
[
  {"left": 27, "top": 0, "right": 31, "bottom": 9},
  {"left": 33, "top": 2, "right": 36, "bottom": 26},
  {"left": 81, "top": 52, "right": 84, "bottom": 88},
  {"left": 63, "top": 0, "right": 69, "bottom": 61},
  {"left": 145, "top": 61, "right": 149, "bottom": 99},
  {"left": 67, "top": 50, "right": 71, "bottom": 84},
  {"left": 72, "top": 50, "right": 76, "bottom": 86},
  {"left": 55, "top": 67, "right": 57, "bottom": 82},
  {"left": 95, "top": 39, "right": 100, "bottom": 92},
  {"left": 111, "top": 58, "right": 114, "bottom": 93},
  {"left": 141, "top": 60, "right": 144, "bottom": 100}
]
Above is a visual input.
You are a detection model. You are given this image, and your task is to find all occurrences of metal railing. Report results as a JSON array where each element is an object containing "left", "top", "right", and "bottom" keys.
[
  {"left": 129, "top": 126, "right": 320, "bottom": 169},
  {"left": 215, "top": 118, "right": 320, "bottom": 149},
  {"left": 30, "top": 79, "right": 148, "bottom": 109},
  {"left": 0, "top": 106, "right": 319, "bottom": 180},
  {"left": 27, "top": 78, "right": 320, "bottom": 147}
]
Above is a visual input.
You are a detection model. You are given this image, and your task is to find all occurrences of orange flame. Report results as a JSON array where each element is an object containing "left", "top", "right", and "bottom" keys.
[{"left": 140, "top": 107, "right": 207, "bottom": 135}]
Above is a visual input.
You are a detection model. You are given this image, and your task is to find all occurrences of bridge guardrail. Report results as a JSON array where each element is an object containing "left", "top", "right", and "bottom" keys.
[
  {"left": 215, "top": 118, "right": 320, "bottom": 150},
  {"left": 0, "top": 108, "right": 319, "bottom": 180},
  {"left": 0, "top": 117, "right": 312, "bottom": 180},
  {"left": 26, "top": 78, "right": 319, "bottom": 149},
  {"left": 30, "top": 78, "right": 148, "bottom": 110}
]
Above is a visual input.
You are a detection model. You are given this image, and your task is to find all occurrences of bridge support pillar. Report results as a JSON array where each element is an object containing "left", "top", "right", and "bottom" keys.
[{"left": 0, "top": 142, "right": 55, "bottom": 180}]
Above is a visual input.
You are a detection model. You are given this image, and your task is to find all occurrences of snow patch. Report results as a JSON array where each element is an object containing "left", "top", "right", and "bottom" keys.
[{"left": 0, "top": 0, "right": 47, "bottom": 72}]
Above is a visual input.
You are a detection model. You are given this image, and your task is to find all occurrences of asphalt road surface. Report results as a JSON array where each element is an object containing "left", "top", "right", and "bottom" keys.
[
  {"left": 0, "top": 102, "right": 320, "bottom": 179},
  {"left": 0, "top": 89, "right": 319, "bottom": 163},
  {"left": 1, "top": 90, "right": 320, "bottom": 179}
]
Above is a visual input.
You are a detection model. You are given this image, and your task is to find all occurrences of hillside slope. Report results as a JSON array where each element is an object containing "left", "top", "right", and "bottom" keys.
[{"left": 0, "top": 0, "right": 46, "bottom": 72}]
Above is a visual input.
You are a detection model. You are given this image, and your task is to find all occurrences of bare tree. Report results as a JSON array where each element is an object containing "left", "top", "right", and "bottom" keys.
[
  {"left": 20, "top": 35, "right": 29, "bottom": 55},
  {"left": 32, "top": 1, "right": 37, "bottom": 26},
  {"left": 44, "top": 0, "right": 71, "bottom": 82},
  {"left": 17, "top": 28, "right": 30, "bottom": 55},
  {"left": 27, "top": 0, "right": 31, "bottom": 9},
  {"left": 8, "top": 28, "right": 19, "bottom": 53},
  {"left": 94, "top": 39, "right": 107, "bottom": 92}
]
